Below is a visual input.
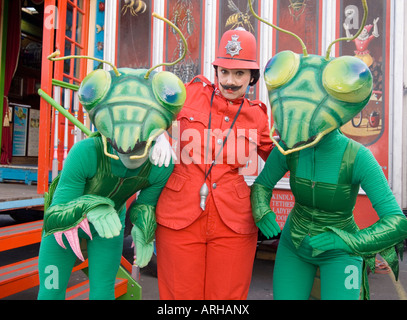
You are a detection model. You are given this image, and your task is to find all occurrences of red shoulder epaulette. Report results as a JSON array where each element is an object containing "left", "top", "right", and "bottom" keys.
[
  {"left": 188, "top": 75, "right": 213, "bottom": 87},
  {"left": 248, "top": 99, "right": 268, "bottom": 115}
]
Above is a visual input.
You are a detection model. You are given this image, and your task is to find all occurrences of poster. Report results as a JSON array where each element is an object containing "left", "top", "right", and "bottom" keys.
[
  {"left": 12, "top": 106, "right": 28, "bottom": 157},
  {"left": 117, "top": 0, "right": 152, "bottom": 68},
  {"left": 338, "top": 0, "right": 389, "bottom": 228},
  {"left": 339, "top": 0, "right": 387, "bottom": 157},
  {"left": 274, "top": 0, "right": 321, "bottom": 54},
  {"left": 27, "top": 109, "right": 40, "bottom": 157},
  {"left": 165, "top": 0, "right": 203, "bottom": 83}
]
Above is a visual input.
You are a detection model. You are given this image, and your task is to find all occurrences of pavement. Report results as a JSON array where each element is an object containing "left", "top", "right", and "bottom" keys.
[{"left": 1, "top": 213, "right": 406, "bottom": 300}]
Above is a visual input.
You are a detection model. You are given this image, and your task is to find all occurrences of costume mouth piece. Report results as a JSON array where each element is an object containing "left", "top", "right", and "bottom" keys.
[
  {"left": 273, "top": 128, "right": 316, "bottom": 150},
  {"left": 290, "top": 135, "right": 317, "bottom": 149},
  {"left": 102, "top": 129, "right": 163, "bottom": 161},
  {"left": 109, "top": 138, "right": 147, "bottom": 156},
  {"left": 270, "top": 126, "right": 330, "bottom": 156}
]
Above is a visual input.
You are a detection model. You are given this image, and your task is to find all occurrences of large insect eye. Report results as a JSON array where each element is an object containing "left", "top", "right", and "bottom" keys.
[
  {"left": 152, "top": 71, "right": 186, "bottom": 115},
  {"left": 323, "top": 56, "right": 373, "bottom": 103},
  {"left": 78, "top": 69, "right": 111, "bottom": 111},
  {"left": 264, "top": 51, "right": 300, "bottom": 90}
]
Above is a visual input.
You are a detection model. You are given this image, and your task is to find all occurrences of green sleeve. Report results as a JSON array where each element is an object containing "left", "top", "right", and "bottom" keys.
[
  {"left": 136, "top": 161, "right": 174, "bottom": 206},
  {"left": 255, "top": 143, "right": 289, "bottom": 189},
  {"left": 43, "top": 138, "right": 104, "bottom": 234},
  {"left": 44, "top": 194, "right": 115, "bottom": 236},
  {"left": 328, "top": 146, "right": 407, "bottom": 278},
  {"left": 128, "top": 204, "right": 155, "bottom": 243},
  {"left": 50, "top": 138, "right": 97, "bottom": 206},
  {"left": 127, "top": 161, "right": 174, "bottom": 243},
  {"left": 251, "top": 144, "right": 289, "bottom": 222},
  {"left": 352, "top": 146, "right": 404, "bottom": 219}
]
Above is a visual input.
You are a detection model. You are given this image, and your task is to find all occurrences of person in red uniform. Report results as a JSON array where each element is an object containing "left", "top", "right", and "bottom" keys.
[{"left": 155, "top": 28, "right": 274, "bottom": 299}]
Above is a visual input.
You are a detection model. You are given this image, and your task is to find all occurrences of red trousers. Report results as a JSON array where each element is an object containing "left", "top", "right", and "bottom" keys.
[{"left": 155, "top": 197, "right": 258, "bottom": 300}]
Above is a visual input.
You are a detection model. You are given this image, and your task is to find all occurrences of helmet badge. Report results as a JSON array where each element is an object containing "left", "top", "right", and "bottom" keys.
[{"left": 225, "top": 34, "right": 242, "bottom": 57}]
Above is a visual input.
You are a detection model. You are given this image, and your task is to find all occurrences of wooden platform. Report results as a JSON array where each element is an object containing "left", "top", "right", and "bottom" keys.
[
  {"left": 0, "top": 183, "right": 42, "bottom": 202},
  {"left": 0, "top": 165, "right": 41, "bottom": 185},
  {"left": 0, "top": 182, "right": 44, "bottom": 212}
]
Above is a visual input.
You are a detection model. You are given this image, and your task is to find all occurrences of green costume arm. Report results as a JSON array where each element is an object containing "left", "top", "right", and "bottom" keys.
[
  {"left": 129, "top": 204, "right": 156, "bottom": 244},
  {"left": 50, "top": 138, "right": 98, "bottom": 205},
  {"left": 127, "top": 163, "right": 174, "bottom": 268},
  {"left": 353, "top": 146, "right": 404, "bottom": 219},
  {"left": 252, "top": 142, "right": 289, "bottom": 220},
  {"left": 44, "top": 138, "right": 99, "bottom": 235},
  {"left": 44, "top": 194, "right": 115, "bottom": 236},
  {"left": 251, "top": 183, "right": 274, "bottom": 223},
  {"left": 310, "top": 142, "right": 407, "bottom": 277},
  {"left": 137, "top": 161, "right": 174, "bottom": 206},
  {"left": 251, "top": 144, "right": 289, "bottom": 237},
  {"left": 251, "top": 183, "right": 281, "bottom": 238},
  {"left": 327, "top": 146, "right": 407, "bottom": 277},
  {"left": 327, "top": 214, "right": 407, "bottom": 277},
  {"left": 255, "top": 142, "right": 289, "bottom": 188},
  {"left": 127, "top": 162, "right": 174, "bottom": 243}
]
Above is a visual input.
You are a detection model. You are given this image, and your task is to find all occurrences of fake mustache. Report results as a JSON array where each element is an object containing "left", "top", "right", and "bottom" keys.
[{"left": 220, "top": 84, "right": 242, "bottom": 92}]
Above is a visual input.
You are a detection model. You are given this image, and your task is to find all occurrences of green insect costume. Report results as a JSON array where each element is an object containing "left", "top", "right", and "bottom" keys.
[
  {"left": 37, "top": 63, "right": 186, "bottom": 299},
  {"left": 249, "top": 0, "right": 407, "bottom": 300},
  {"left": 38, "top": 135, "right": 172, "bottom": 299}
]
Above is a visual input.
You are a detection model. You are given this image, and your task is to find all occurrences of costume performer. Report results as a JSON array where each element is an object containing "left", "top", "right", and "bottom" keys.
[
  {"left": 249, "top": 0, "right": 407, "bottom": 300},
  {"left": 37, "top": 14, "right": 187, "bottom": 300},
  {"left": 155, "top": 28, "right": 274, "bottom": 299}
]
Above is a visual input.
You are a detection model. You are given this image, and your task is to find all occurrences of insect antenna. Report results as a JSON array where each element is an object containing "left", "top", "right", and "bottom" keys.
[
  {"left": 325, "top": 0, "right": 368, "bottom": 60},
  {"left": 248, "top": 0, "right": 308, "bottom": 57},
  {"left": 47, "top": 50, "right": 121, "bottom": 77},
  {"left": 144, "top": 12, "right": 188, "bottom": 79}
]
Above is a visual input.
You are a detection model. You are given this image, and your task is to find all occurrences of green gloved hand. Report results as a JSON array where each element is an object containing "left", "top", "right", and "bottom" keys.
[
  {"left": 309, "top": 232, "right": 353, "bottom": 254},
  {"left": 256, "top": 212, "right": 281, "bottom": 239},
  {"left": 87, "top": 205, "right": 122, "bottom": 238},
  {"left": 131, "top": 225, "right": 154, "bottom": 268}
]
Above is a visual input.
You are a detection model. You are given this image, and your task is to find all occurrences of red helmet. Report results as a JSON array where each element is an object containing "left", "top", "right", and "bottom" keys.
[{"left": 212, "top": 28, "right": 259, "bottom": 70}]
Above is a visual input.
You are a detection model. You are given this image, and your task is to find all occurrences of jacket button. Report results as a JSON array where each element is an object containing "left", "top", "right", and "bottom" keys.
[
  {"left": 212, "top": 183, "right": 217, "bottom": 189},
  {"left": 224, "top": 116, "right": 230, "bottom": 122},
  {"left": 189, "top": 117, "right": 194, "bottom": 121},
  {"left": 217, "top": 139, "right": 222, "bottom": 145}
]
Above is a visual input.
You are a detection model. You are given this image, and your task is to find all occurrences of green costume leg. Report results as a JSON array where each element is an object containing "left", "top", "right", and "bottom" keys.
[
  {"left": 319, "top": 252, "right": 362, "bottom": 300},
  {"left": 38, "top": 210, "right": 126, "bottom": 300},
  {"left": 86, "top": 228, "right": 124, "bottom": 300},
  {"left": 37, "top": 233, "right": 78, "bottom": 300},
  {"left": 273, "top": 226, "right": 318, "bottom": 300},
  {"left": 38, "top": 230, "right": 124, "bottom": 300},
  {"left": 274, "top": 222, "right": 363, "bottom": 300}
]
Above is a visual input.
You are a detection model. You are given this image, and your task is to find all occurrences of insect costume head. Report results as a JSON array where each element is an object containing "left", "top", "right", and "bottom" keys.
[
  {"left": 249, "top": 0, "right": 373, "bottom": 155},
  {"left": 49, "top": 13, "right": 187, "bottom": 163},
  {"left": 78, "top": 67, "right": 185, "bottom": 161}
]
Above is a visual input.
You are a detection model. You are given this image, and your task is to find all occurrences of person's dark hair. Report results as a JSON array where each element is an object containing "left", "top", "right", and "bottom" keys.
[
  {"left": 214, "top": 66, "right": 260, "bottom": 86},
  {"left": 249, "top": 69, "right": 260, "bottom": 86}
]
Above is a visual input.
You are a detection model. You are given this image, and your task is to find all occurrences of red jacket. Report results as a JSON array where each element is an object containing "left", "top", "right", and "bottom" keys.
[{"left": 156, "top": 75, "right": 273, "bottom": 234}]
